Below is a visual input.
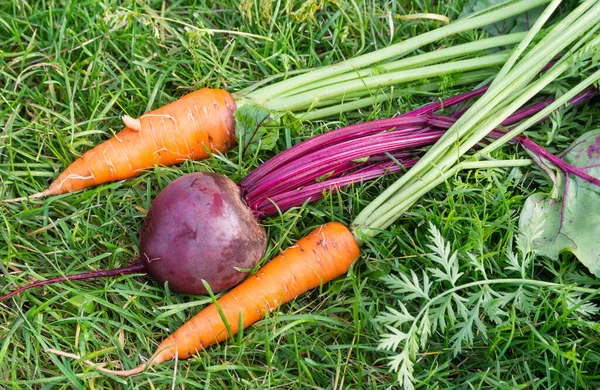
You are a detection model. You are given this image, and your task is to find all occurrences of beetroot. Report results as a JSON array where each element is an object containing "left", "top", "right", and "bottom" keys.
[
  {"left": 139, "top": 172, "right": 267, "bottom": 294},
  {"left": 0, "top": 172, "right": 268, "bottom": 301}
]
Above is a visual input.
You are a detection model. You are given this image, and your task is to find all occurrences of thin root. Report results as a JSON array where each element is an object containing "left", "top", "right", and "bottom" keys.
[
  {"left": 122, "top": 115, "right": 142, "bottom": 131},
  {"left": 46, "top": 348, "right": 147, "bottom": 377},
  {"left": 2, "top": 189, "right": 52, "bottom": 203}
]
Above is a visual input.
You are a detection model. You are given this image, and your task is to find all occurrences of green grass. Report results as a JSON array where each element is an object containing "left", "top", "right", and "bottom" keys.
[{"left": 1, "top": 0, "right": 600, "bottom": 388}]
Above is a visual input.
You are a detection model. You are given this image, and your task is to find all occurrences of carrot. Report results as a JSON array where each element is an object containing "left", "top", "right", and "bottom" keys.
[
  {"left": 47, "top": 221, "right": 360, "bottom": 376},
  {"left": 5, "top": 88, "right": 236, "bottom": 202}
]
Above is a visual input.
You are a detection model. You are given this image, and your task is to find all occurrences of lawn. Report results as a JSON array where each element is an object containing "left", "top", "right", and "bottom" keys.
[{"left": 1, "top": 0, "right": 600, "bottom": 388}]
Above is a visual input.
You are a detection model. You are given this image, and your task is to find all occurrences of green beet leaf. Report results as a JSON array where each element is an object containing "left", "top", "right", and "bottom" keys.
[
  {"left": 519, "top": 130, "right": 600, "bottom": 276},
  {"left": 234, "top": 104, "right": 278, "bottom": 155},
  {"left": 460, "top": 0, "right": 544, "bottom": 37}
]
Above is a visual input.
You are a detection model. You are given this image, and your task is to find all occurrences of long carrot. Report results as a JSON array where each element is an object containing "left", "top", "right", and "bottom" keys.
[
  {"left": 47, "top": 221, "right": 360, "bottom": 376},
  {"left": 5, "top": 88, "right": 236, "bottom": 202}
]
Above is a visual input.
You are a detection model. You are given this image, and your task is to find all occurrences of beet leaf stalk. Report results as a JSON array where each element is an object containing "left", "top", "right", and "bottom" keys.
[{"left": 239, "top": 85, "right": 597, "bottom": 218}]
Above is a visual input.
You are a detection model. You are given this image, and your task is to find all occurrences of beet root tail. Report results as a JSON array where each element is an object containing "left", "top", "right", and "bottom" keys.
[{"left": 0, "top": 263, "right": 146, "bottom": 302}]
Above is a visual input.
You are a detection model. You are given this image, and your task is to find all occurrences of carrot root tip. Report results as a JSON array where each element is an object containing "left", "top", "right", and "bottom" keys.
[
  {"left": 2, "top": 189, "right": 53, "bottom": 203},
  {"left": 122, "top": 115, "right": 142, "bottom": 131},
  {"left": 45, "top": 348, "right": 148, "bottom": 377}
]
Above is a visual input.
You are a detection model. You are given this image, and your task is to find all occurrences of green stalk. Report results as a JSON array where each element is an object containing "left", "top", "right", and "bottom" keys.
[
  {"left": 423, "top": 0, "right": 597, "bottom": 161},
  {"left": 365, "top": 66, "right": 600, "bottom": 233},
  {"left": 300, "top": 70, "right": 496, "bottom": 121},
  {"left": 360, "top": 29, "right": 600, "bottom": 230},
  {"left": 363, "top": 62, "right": 578, "bottom": 232},
  {"left": 353, "top": 159, "right": 533, "bottom": 240},
  {"left": 489, "top": 0, "right": 562, "bottom": 86},
  {"left": 444, "top": 5, "right": 600, "bottom": 162},
  {"left": 476, "top": 68, "right": 600, "bottom": 158},
  {"left": 293, "top": 67, "right": 496, "bottom": 110},
  {"left": 280, "top": 32, "right": 528, "bottom": 98},
  {"left": 242, "top": 0, "right": 550, "bottom": 105},
  {"left": 259, "top": 53, "right": 510, "bottom": 112},
  {"left": 355, "top": 0, "right": 598, "bottom": 221},
  {"left": 353, "top": 0, "right": 600, "bottom": 234}
]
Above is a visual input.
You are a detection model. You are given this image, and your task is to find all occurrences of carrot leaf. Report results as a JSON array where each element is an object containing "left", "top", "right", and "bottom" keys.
[{"left": 519, "top": 130, "right": 600, "bottom": 275}]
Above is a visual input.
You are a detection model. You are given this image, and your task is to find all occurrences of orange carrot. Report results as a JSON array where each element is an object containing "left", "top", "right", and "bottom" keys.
[
  {"left": 47, "top": 221, "right": 360, "bottom": 376},
  {"left": 5, "top": 88, "right": 236, "bottom": 202}
]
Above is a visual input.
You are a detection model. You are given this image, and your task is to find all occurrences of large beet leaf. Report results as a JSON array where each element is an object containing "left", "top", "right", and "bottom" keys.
[{"left": 519, "top": 130, "right": 600, "bottom": 275}]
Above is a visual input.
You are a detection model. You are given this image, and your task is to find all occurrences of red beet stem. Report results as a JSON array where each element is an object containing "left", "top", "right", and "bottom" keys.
[
  {"left": 513, "top": 135, "right": 600, "bottom": 187},
  {"left": 242, "top": 87, "right": 490, "bottom": 188},
  {"left": 245, "top": 131, "right": 444, "bottom": 209},
  {"left": 0, "top": 263, "right": 146, "bottom": 302},
  {"left": 241, "top": 117, "right": 428, "bottom": 187},
  {"left": 254, "top": 159, "right": 419, "bottom": 216},
  {"left": 244, "top": 87, "right": 597, "bottom": 217}
]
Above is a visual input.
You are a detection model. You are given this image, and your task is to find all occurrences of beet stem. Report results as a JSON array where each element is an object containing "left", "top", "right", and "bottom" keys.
[
  {"left": 246, "top": 130, "right": 443, "bottom": 204},
  {"left": 0, "top": 263, "right": 146, "bottom": 302},
  {"left": 515, "top": 135, "right": 600, "bottom": 187},
  {"left": 242, "top": 88, "right": 489, "bottom": 188},
  {"left": 241, "top": 117, "right": 427, "bottom": 187},
  {"left": 244, "top": 87, "right": 597, "bottom": 217}
]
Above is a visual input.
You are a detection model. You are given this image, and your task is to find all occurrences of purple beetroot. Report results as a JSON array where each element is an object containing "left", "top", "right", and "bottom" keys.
[{"left": 139, "top": 172, "right": 266, "bottom": 295}]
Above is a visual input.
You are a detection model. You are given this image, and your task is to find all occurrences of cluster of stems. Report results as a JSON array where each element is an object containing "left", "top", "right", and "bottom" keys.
[
  {"left": 353, "top": 0, "right": 600, "bottom": 236},
  {"left": 237, "top": 0, "right": 551, "bottom": 121},
  {"left": 241, "top": 86, "right": 597, "bottom": 218}
]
